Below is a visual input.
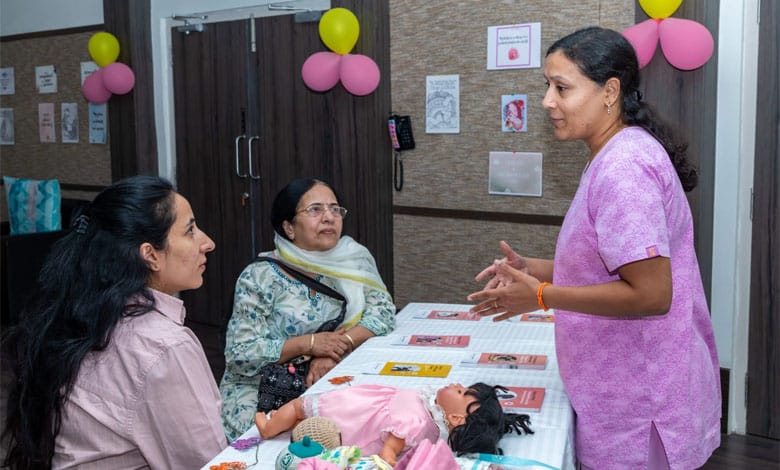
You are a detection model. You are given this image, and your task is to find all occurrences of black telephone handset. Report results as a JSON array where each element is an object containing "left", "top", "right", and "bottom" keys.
[{"left": 388, "top": 114, "right": 415, "bottom": 151}]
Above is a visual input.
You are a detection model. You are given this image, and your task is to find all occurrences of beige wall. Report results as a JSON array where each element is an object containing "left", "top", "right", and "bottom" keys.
[
  {"left": 0, "top": 30, "right": 110, "bottom": 221},
  {"left": 390, "top": 0, "right": 635, "bottom": 308}
]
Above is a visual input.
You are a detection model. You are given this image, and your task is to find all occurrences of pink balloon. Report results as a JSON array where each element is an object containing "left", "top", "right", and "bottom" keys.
[
  {"left": 301, "top": 52, "right": 342, "bottom": 92},
  {"left": 339, "top": 54, "right": 380, "bottom": 96},
  {"left": 81, "top": 69, "right": 112, "bottom": 104},
  {"left": 658, "top": 18, "right": 714, "bottom": 70},
  {"left": 622, "top": 19, "right": 660, "bottom": 69},
  {"left": 102, "top": 62, "right": 136, "bottom": 95}
]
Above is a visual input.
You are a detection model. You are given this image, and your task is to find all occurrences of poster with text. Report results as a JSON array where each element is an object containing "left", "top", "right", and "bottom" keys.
[
  {"left": 80, "top": 61, "right": 100, "bottom": 85},
  {"left": 61, "top": 103, "right": 79, "bottom": 143},
  {"left": 0, "top": 67, "right": 15, "bottom": 95},
  {"left": 487, "top": 23, "right": 541, "bottom": 70},
  {"left": 35, "top": 65, "right": 58, "bottom": 94},
  {"left": 0, "top": 108, "right": 14, "bottom": 145},
  {"left": 502, "top": 94, "right": 527, "bottom": 132},
  {"left": 38, "top": 103, "right": 56, "bottom": 143},
  {"left": 488, "top": 151, "right": 543, "bottom": 197},
  {"left": 89, "top": 103, "right": 107, "bottom": 144},
  {"left": 426, "top": 75, "right": 459, "bottom": 134}
]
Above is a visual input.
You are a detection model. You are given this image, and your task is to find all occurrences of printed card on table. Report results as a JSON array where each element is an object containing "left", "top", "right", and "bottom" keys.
[
  {"left": 497, "top": 386, "right": 546, "bottom": 413},
  {"left": 392, "top": 334, "right": 471, "bottom": 348},
  {"left": 461, "top": 352, "right": 547, "bottom": 370},
  {"left": 364, "top": 361, "right": 452, "bottom": 378},
  {"left": 519, "top": 313, "right": 554, "bottom": 323},
  {"left": 414, "top": 309, "right": 481, "bottom": 321}
]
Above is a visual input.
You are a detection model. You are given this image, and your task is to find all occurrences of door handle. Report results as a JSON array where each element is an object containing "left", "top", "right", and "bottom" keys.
[
  {"left": 235, "top": 134, "right": 247, "bottom": 178},
  {"left": 248, "top": 135, "right": 261, "bottom": 180}
]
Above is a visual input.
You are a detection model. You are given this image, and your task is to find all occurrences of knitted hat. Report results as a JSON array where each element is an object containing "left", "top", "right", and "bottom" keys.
[{"left": 291, "top": 417, "right": 342, "bottom": 450}]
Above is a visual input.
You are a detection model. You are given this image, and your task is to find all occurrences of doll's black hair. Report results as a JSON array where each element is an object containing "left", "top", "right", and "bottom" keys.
[{"left": 448, "top": 383, "right": 533, "bottom": 456}]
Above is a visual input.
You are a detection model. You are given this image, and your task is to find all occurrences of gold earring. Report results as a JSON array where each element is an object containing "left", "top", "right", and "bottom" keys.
[{"left": 607, "top": 104, "right": 612, "bottom": 115}]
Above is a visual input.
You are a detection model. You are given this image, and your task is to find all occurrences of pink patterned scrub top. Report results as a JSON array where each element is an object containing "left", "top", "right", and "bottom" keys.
[{"left": 553, "top": 127, "right": 721, "bottom": 469}]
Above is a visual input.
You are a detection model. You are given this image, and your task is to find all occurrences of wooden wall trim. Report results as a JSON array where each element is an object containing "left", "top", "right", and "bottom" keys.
[
  {"left": 103, "top": 0, "right": 157, "bottom": 179},
  {"left": 394, "top": 205, "right": 564, "bottom": 226},
  {"left": 0, "top": 25, "right": 104, "bottom": 41}
]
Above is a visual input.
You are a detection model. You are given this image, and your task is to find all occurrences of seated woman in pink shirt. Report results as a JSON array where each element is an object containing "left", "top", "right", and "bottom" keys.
[
  {"left": 469, "top": 27, "right": 720, "bottom": 470},
  {"left": 2, "top": 176, "right": 227, "bottom": 469}
]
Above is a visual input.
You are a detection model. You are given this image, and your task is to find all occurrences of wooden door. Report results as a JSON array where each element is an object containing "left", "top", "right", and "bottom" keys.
[
  {"left": 171, "top": 1, "right": 393, "bottom": 381},
  {"left": 172, "top": 19, "right": 258, "bottom": 380},
  {"left": 747, "top": 0, "right": 779, "bottom": 440}
]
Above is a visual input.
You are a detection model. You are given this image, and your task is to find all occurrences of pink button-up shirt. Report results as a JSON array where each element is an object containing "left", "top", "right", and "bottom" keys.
[{"left": 53, "top": 289, "right": 227, "bottom": 469}]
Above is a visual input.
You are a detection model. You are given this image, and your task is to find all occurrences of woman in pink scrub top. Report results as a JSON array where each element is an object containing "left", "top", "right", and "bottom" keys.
[{"left": 469, "top": 27, "right": 720, "bottom": 469}]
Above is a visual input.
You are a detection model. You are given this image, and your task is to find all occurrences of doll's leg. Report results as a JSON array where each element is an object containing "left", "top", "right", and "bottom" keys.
[{"left": 255, "top": 398, "right": 305, "bottom": 439}]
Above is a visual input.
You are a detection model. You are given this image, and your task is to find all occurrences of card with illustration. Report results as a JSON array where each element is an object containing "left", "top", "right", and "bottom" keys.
[
  {"left": 415, "top": 310, "right": 481, "bottom": 321},
  {"left": 392, "top": 334, "right": 471, "bottom": 348},
  {"left": 369, "top": 361, "right": 452, "bottom": 378},
  {"left": 461, "top": 352, "right": 547, "bottom": 370},
  {"left": 519, "top": 313, "right": 555, "bottom": 322},
  {"left": 497, "top": 386, "right": 546, "bottom": 413}
]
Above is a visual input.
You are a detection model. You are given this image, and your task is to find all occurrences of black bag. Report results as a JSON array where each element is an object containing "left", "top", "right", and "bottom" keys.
[{"left": 255, "top": 256, "right": 346, "bottom": 413}]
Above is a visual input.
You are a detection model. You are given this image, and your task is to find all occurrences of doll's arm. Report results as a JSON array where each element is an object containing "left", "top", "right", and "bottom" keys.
[{"left": 379, "top": 434, "right": 406, "bottom": 467}]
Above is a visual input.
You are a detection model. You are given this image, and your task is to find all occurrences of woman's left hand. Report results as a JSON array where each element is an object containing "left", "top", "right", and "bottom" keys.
[
  {"left": 468, "top": 262, "right": 540, "bottom": 321},
  {"left": 306, "top": 356, "right": 338, "bottom": 386}
]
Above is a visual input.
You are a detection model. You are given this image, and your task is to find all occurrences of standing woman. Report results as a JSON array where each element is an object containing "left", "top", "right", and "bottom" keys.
[
  {"left": 2, "top": 176, "right": 227, "bottom": 469},
  {"left": 468, "top": 27, "right": 720, "bottom": 469},
  {"left": 220, "top": 178, "right": 396, "bottom": 441}
]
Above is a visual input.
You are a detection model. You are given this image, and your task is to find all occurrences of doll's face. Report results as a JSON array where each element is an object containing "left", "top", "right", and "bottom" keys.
[{"left": 436, "top": 383, "right": 478, "bottom": 429}]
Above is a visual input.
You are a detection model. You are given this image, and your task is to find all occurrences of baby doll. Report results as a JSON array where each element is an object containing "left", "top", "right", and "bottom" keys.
[{"left": 255, "top": 383, "right": 532, "bottom": 467}]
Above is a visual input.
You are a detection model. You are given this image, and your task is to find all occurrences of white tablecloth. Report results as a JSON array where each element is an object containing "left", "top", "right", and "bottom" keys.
[{"left": 201, "top": 303, "right": 575, "bottom": 470}]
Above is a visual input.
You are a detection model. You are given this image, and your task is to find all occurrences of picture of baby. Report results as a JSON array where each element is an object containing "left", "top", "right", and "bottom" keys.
[{"left": 501, "top": 94, "right": 527, "bottom": 132}]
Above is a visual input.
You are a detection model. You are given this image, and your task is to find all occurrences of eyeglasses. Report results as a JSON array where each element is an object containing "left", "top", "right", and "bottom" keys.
[{"left": 296, "top": 203, "right": 348, "bottom": 219}]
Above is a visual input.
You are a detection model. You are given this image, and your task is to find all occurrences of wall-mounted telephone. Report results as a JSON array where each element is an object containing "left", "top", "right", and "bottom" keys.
[{"left": 388, "top": 114, "right": 415, "bottom": 151}]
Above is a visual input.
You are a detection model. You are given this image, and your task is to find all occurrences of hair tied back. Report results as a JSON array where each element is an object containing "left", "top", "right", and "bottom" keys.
[{"left": 73, "top": 214, "right": 90, "bottom": 234}]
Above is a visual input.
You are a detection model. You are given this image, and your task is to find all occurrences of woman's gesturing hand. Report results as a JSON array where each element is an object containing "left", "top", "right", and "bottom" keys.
[
  {"left": 474, "top": 241, "right": 528, "bottom": 289},
  {"left": 468, "top": 262, "right": 541, "bottom": 322}
]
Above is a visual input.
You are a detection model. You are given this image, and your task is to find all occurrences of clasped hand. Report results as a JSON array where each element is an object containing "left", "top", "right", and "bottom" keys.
[
  {"left": 305, "top": 329, "right": 352, "bottom": 385},
  {"left": 467, "top": 241, "right": 541, "bottom": 321}
]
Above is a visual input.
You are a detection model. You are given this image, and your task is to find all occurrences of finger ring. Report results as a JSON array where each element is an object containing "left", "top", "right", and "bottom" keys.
[{"left": 493, "top": 301, "right": 498, "bottom": 309}]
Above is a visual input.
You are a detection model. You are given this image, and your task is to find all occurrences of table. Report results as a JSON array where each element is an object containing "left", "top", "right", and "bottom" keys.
[{"left": 201, "top": 303, "right": 575, "bottom": 470}]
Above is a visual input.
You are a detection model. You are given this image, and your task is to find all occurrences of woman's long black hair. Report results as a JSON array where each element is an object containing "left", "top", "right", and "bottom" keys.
[
  {"left": 2, "top": 175, "right": 177, "bottom": 469},
  {"left": 547, "top": 26, "right": 698, "bottom": 191},
  {"left": 448, "top": 383, "right": 533, "bottom": 456}
]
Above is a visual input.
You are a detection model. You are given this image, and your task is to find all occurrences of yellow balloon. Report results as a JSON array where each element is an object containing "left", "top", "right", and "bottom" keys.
[
  {"left": 639, "top": 0, "right": 683, "bottom": 19},
  {"left": 319, "top": 8, "right": 359, "bottom": 55},
  {"left": 88, "top": 32, "right": 120, "bottom": 67}
]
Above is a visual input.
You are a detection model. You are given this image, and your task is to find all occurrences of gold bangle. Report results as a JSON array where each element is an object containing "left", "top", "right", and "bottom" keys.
[
  {"left": 309, "top": 334, "right": 315, "bottom": 354},
  {"left": 344, "top": 332, "right": 356, "bottom": 350}
]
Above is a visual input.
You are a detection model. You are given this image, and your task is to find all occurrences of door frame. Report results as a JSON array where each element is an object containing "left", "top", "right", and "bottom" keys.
[{"left": 154, "top": 0, "right": 331, "bottom": 182}]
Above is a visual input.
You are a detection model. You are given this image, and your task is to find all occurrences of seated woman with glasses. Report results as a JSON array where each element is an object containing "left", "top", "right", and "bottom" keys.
[{"left": 219, "top": 178, "right": 396, "bottom": 441}]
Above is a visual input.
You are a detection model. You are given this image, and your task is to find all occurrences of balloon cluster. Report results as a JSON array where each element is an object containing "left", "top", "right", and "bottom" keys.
[
  {"left": 622, "top": 0, "right": 714, "bottom": 71},
  {"left": 81, "top": 32, "right": 136, "bottom": 104},
  {"left": 301, "top": 8, "right": 380, "bottom": 96}
]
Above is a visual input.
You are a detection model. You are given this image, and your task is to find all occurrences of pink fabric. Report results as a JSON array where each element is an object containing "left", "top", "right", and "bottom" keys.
[
  {"left": 395, "top": 439, "right": 457, "bottom": 470},
  {"left": 52, "top": 289, "right": 227, "bottom": 469},
  {"left": 303, "top": 385, "right": 440, "bottom": 457},
  {"left": 554, "top": 127, "right": 720, "bottom": 469},
  {"left": 298, "top": 459, "right": 341, "bottom": 470}
]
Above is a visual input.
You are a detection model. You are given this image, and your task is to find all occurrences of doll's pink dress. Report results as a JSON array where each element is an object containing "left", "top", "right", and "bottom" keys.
[{"left": 302, "top": 384, "right": 441, "bottom": 457}]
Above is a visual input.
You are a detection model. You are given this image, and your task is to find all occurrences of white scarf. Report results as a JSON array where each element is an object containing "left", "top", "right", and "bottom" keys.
[{"left": 274, "top": 233, "right": 388, "bottom": 329}]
